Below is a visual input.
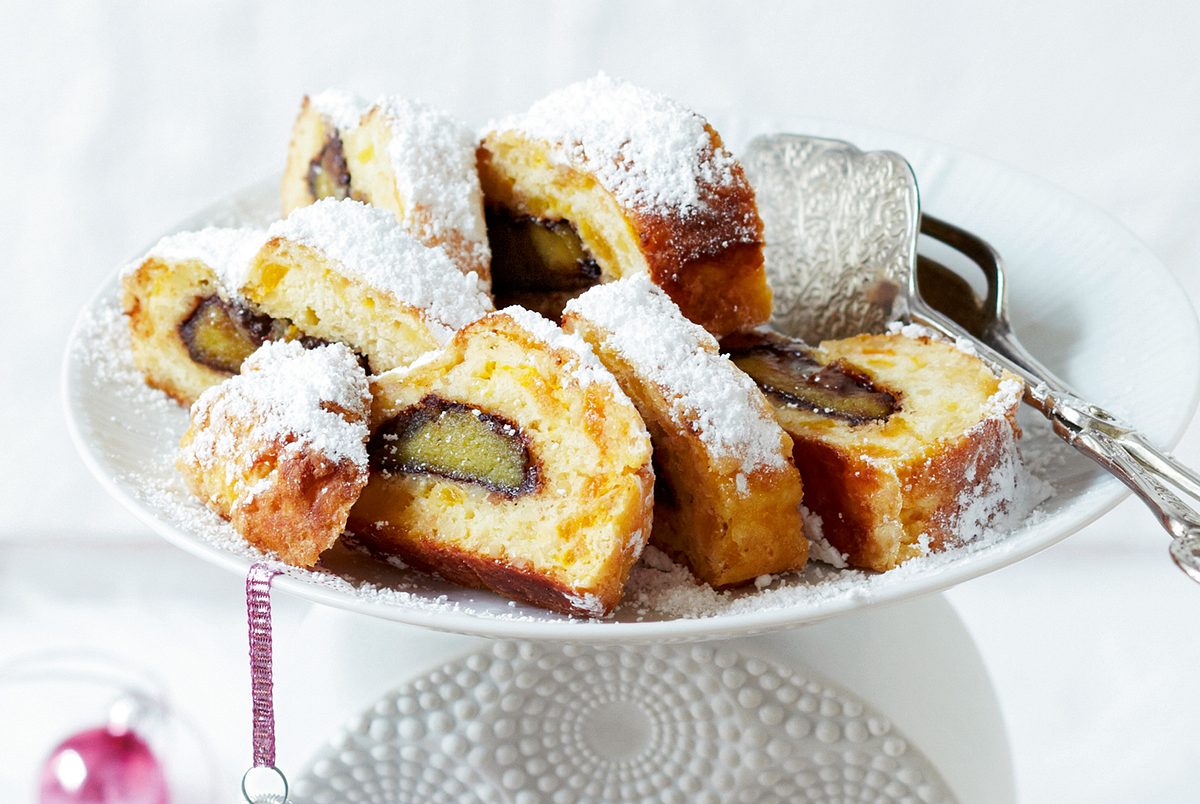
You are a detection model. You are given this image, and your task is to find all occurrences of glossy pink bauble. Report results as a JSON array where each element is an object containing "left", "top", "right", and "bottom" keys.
[{"left": 39, "top": 727, "right": 168, "bottom": 804}]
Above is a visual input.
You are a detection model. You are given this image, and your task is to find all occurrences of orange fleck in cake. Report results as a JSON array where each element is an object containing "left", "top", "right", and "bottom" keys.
[
  {"left": 723, "top": 327, "right": 1024, "bottom": 571},
  {"left": 348, "top": 307, "right": 654, "bottom": 616},
  {"left": 564, "top": 276, "right": 806, "bottom": 586},
  {"left": 243, "top": 197, "right": 492, "bottom": 374},
  {"left": 478, "top": 74, "right": 770, "bottom": 334},
  {"left": 177, "top": 340, "right": 371, "bottom": 567},
  {"left": 282, "top": 91, "right": 491, "bottom": 285}
]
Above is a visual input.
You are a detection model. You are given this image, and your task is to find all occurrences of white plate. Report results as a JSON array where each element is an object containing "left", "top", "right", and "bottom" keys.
[{"left": 63, "top": 120, "right": 1200, "bottom": 643}]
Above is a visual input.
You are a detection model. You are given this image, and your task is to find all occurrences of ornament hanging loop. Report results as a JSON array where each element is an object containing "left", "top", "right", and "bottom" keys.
[{"left": 241, "top": 764, "right": 289, "bottom": 803}]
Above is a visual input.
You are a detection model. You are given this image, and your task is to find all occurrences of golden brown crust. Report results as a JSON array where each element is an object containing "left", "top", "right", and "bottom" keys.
[
  {"left": 178, "top": 417, "right": 369, "bottom": 569},
  {"left": 176, "top": 341, "right": 371, "bottom": 568},
  {"left": 215, "top": 445, "right": 364, "bottom": 567},
  {"left": 787, "top": 437, "right": 905, "bottom": 571},
  {"left": 647, "top": 241, "right": 770, "bottom": 342},
  {"left": 648, "top": 422, "right": 807, "bottom": 587},
  {"left": 897, "top": 414, "right": 1019, "bottom": 555},
  {"left": 351, "top": 463, "right": 652, "bottom": 616},
  {"left": 767, "top": 333, "right": 1023, "bottom": 572},
  {"left": 790, "top": 414, "right": 1019, "bottom": 571},
  {"left": 624, "top": 128, "right": 770, "bottom": 337}
]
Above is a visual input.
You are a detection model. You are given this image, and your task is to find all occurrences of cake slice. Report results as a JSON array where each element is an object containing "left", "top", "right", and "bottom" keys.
[
  {"left": 282, "top": 91, "right": 491, "bottom": 285},
  {"left": 563, "top": 276, "right": 807, "bottom": 587},
  {"left": 177, "top": 340, "right": 371, "bottom": 567},
  {"left": 281, "top": 89, "right": 370, "bottom": 212},
  {"left": 348, "top": 307, "right": 654, "bottom": 616},
  {"left": 478, "top": 73, "right": 770, "bottom": 333},
  {"left": 243, "top": 198, "right": 493, "bottom": 374},
  {"left": 723, "top": 327, "right": 1024, "bottom": 571},
  {"left": 343, "top": 95, "right": 491, "bottom": 284}
]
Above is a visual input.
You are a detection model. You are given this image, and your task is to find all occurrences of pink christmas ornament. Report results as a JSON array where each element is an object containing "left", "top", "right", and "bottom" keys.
[{"left": 39, "top": 726, "right": 168, "bottom": 804}]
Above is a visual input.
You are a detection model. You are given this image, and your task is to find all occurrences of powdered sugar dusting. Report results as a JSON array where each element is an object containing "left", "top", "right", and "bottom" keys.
[
  {"left": 309, "top": 89, "right": 369, "bottom": 131},
  {"left": 801, "top": 505, "right": 849, "bottom": 568},
  {"left": 75, "top": 294, "right": 1061, "bottom": 629},
  {"left": 268, "top": 198, "right": 492, "bottom": 332},
  {"left": 131, "top": 227, "right": 267, "bottom": 292},
  {"left": 494, "top": 305, "right": 623, "bottom": 394},
  {"left": 372, "top": 95, "right": 490, "bottom": 258},
  {"left": 490, "top": 73, "right": 743, "bottom": 215},
  {"left": 565, "top": 276, "right": 788, "bottom": 472},
  {"left": 182, "top": 340, "right": 370, "bottom": 474},
  {"left": 888, "top": 321, "right": 988, "bottom": 360},
  {"left": 950, "top": 422, "right": 1023, "bottom": 543},
  {"left": 985, "top": 377, "right": 1024, "bottom": 417},
  {"left": 887, "top": 321, "right": 941, "bottom": 342},
  {"left": 562, "top": 591, "right": 607, "bottom": 618},
  {"left": 953, "top": 415, "right": 1056, "bottom": 548}
]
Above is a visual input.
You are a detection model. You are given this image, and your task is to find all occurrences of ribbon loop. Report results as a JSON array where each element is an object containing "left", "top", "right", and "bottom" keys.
[{"left": 245, "top": 562, "right": 286, "bottom": 801}]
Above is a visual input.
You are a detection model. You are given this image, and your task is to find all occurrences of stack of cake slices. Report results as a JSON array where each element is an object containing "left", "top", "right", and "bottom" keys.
[{"left": 122, "top": 76, "right": 1024, "bottom": 617}]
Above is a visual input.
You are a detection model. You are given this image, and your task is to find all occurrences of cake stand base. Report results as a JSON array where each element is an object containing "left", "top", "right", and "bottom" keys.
[{"left": 275, "top": 594, "right": 1011, "bottom": 803}]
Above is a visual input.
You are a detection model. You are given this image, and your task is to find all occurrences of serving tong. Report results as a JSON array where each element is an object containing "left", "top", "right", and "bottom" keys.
[{"left": 743, "top": 134, "right": 1200, "bottom": 582}]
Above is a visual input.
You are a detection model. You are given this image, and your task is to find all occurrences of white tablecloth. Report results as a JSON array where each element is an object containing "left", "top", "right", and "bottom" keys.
[{"left": 2, "top": 2, "right": 1198, "bottom": 801}]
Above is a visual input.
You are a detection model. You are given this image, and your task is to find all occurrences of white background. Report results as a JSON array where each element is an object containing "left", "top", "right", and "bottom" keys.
[{"left": 2, "top": 2, "right": 1198, "bottom": 801}]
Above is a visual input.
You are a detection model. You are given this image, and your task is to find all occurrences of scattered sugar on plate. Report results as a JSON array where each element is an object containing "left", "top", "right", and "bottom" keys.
[{"left": 801, "top": 506, "right": 849, "bottom": 569}]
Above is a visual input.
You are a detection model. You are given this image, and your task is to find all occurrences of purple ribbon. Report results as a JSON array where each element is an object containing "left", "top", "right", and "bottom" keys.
[{"left": 246, "top": 562, "right": 282, "bottom": 768}]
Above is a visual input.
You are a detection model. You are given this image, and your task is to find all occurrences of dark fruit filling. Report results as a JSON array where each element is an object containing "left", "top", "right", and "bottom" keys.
[
  {"left": 486, "top": 209, "right": 602, "bottom": 293},
  {"left": 370, "top": 395, "right": 539, "bottom": 497},
  {"left": 179, "top": 295, "right": 354, "bottom": 374},
  {"left": 723, "top": 333, "right": 899, "bottom": 425},
  {"left": 307, "top": 133, "right": 351, "bottom": 201}
]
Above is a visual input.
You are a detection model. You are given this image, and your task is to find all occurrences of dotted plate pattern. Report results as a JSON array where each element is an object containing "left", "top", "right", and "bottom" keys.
[
  {"left": 742, "top": 134, "right": 919, "bottom": 344},
  {"left": 293, "top": 643, "right": 954, "bottom": 803}
]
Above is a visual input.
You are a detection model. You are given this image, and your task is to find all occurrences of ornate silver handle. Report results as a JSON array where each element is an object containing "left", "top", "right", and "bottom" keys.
[{"left": 912, "top": 301, "right": 1200, "bottom": 581}]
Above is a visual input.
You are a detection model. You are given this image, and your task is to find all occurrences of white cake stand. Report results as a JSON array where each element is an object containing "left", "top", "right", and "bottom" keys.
[
  {"left": 61, "top": 117, "right": 1200, "bottom": 802},
  {"left": 275, "top": 593, "right": 1011, "bottom": 803}
]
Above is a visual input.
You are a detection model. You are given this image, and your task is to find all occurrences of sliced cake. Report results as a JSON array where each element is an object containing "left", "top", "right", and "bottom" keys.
[
  {"left": 348, "top": 307, "right": 654, "bottom": 616},
  {"left": 723, "top": 327, "right": 1024, "bottom": 571},
  {"left": 564, "top": 276, "right": 807, "bottom": 586},
  {"left": 479, "top": 73, "right": 770, "bottom": 333}
]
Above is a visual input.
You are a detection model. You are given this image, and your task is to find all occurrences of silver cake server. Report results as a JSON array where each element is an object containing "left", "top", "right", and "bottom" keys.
[{"left": 743, "top": 133, "right": 1200, "bottom": 582}]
